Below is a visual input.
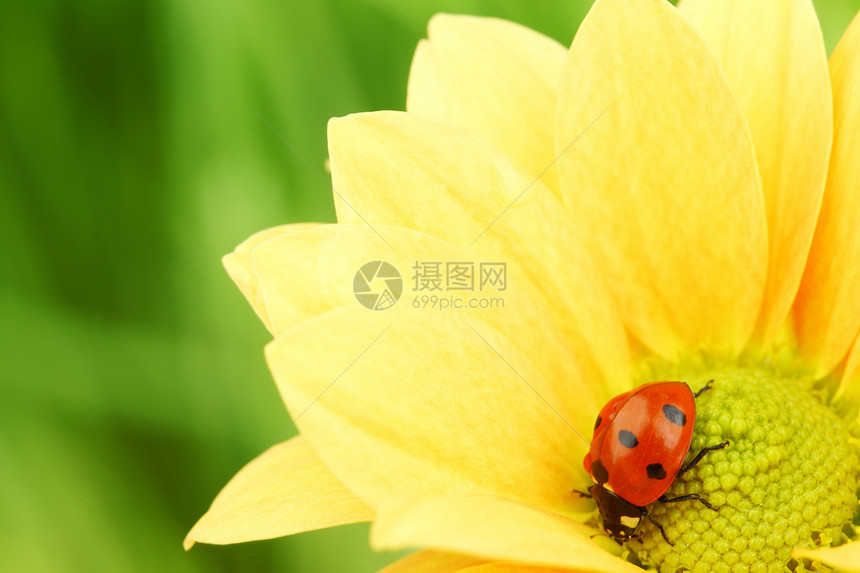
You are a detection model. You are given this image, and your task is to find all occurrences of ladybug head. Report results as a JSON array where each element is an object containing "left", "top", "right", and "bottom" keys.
[{"left": 589, "top": 483, "right": 644, "bottom": 543}]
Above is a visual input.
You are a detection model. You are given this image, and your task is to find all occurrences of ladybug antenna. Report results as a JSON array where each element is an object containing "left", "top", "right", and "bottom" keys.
[{"left": 692, "top": 379, "right": 715, "bottom": 398}]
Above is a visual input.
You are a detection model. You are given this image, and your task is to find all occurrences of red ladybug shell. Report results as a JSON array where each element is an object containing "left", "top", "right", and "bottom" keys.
[{"left": 583, "top": 382, "right": 696, "bottom": 507}]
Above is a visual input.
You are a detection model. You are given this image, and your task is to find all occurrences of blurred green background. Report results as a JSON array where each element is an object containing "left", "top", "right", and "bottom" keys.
[{"left": 1, "top": 1, "right": 857, "bottom": 571}]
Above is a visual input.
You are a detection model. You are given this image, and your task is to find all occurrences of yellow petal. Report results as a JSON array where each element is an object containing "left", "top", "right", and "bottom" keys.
[
  {"left": 793, "top": 541, "right": 860, "bottom": 572},
  {"left": 265, "top": 303, "right": 588, "bottom": 514},
  {"left": 184, "top": 436, "right": 373, "bottom": 549},
  {"left": 407, "top": 14, "right": 566, "bottom": 193},
  {"left": 249, "top": 224, "right": 599, "bottom": 425},
  {"left": 379, "top": 552, "right": 575, "bottom": 573},
  {"left": 222, "top": 223, "right": 321, "bottom": 334},
  {"left": 379, "top": 550, "right": 485, "bottom": 573},
  {"left": 794, "top": 11, "right": 860, "bottom": 377},
  {"left": 679, "top": 0, "right": 832, "bottom": 348},
  {"left": 459, "top": 565, "right": 583, "bottom": 573},
  {"left": 556, "top": 0, "right": 767, "bottom": 358},
  {"left": 328, "top": 111, "right": 630, "bottom": 398},
  {"left": 838, "top": 331, "right": 860, "bottom": 406},
  {"left": 371, "top": 496, "right": 638, "bottom": 573}
]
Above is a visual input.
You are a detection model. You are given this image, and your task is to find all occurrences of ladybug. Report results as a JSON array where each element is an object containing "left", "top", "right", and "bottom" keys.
[{"left": 580, "top": 380, "right": 729, "bottom": 545}]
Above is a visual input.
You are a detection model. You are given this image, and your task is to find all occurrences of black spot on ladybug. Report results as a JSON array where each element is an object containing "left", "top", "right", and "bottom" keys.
[
  {"left": 618, "top": 429, "right": 638, "bottom": 448},
  {"left": 662, "top": 404, "right": 687, "bottom": 426},
  {"left": 647, "top": 463, "right": 667, "bottom": 480},
  {"left": 594, "top": 415, "right": 602, "bottom": 430},
  {"left": 591, "top": 459, "right": 609, "bottom": 484}
]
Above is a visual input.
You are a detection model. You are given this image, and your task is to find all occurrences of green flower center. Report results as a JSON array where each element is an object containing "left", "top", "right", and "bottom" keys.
[{"left": 627, "top": 366, "right": 859, "bottom": 572}]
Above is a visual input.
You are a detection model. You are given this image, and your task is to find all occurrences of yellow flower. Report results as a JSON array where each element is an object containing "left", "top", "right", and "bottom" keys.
[{"left": 185, "top": 0, "right": 860, "bottom": 571}]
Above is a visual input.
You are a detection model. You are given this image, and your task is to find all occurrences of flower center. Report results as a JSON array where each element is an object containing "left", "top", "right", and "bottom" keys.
[{"left": 628, "top": 366, "right": 859, "bottom": 572}]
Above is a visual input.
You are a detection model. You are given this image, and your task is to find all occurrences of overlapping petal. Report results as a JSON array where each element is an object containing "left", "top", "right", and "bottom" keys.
[
  {"left": 184, "top": 436, "right": 373, "bottom": 548},
  {"left": 328, "top": 111, "right": 630, "bottom": 398},
  {"left": 839, "top": 333, "right": 860, "bottom": 407},
  {"left": 379, "top": 550, "right": 485, "bottom": 573},
  {"left": 246, "top": 224, "right": 599, "bottom": 425},
  {"left": 222, "top": 223, "right": 321, "bottom": 333},
  {"left": 371, "top": 496, "right": 638, "bottom": 573},
  {"left": 458, "top": 565, "right": 582, "bottom": 573},
  {"left": 556, "top": 0, "right": 767, "bottom": 359},
  {"left": 794, "top": 11, "right": 860, "bottom": 377},
  {"left": 679, "top": 0, "right": 832, "bottom": 348},
  {"left": 407, "top": 14, "right": 566, "bottom": 194},
  {"left": 260, "top": 269, "right": 588, "bottom": 512},
  {"left": 793, "top": 541, "right": 860, "bottom": 572},
  {"left": 380, "top": 551, "right": 577, "bottom": 573},
  {"left": 245, "top": 225, "right": 593, "bottom": 510}
]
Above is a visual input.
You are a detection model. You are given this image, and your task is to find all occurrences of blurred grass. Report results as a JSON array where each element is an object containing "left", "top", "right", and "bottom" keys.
[{"left": 0, "top": 1, "right": 857, "bottom": 572}]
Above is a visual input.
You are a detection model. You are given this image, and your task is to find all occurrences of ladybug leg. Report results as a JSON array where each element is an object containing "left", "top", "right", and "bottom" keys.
[
  {"left": 692, "top": 379, "right": 715, "bottom": 399},
  {"left": 641, "top": 507, "right": 673, "bottom": 546},
  {"left": 676, "top": 440, "right": 730, "bottom": 478},
  {"left": 658, "top": 493, "right": 718, "bottom": 511},
  {"left": 572, "top": 488, "right": 592, "bottom": 498}
]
